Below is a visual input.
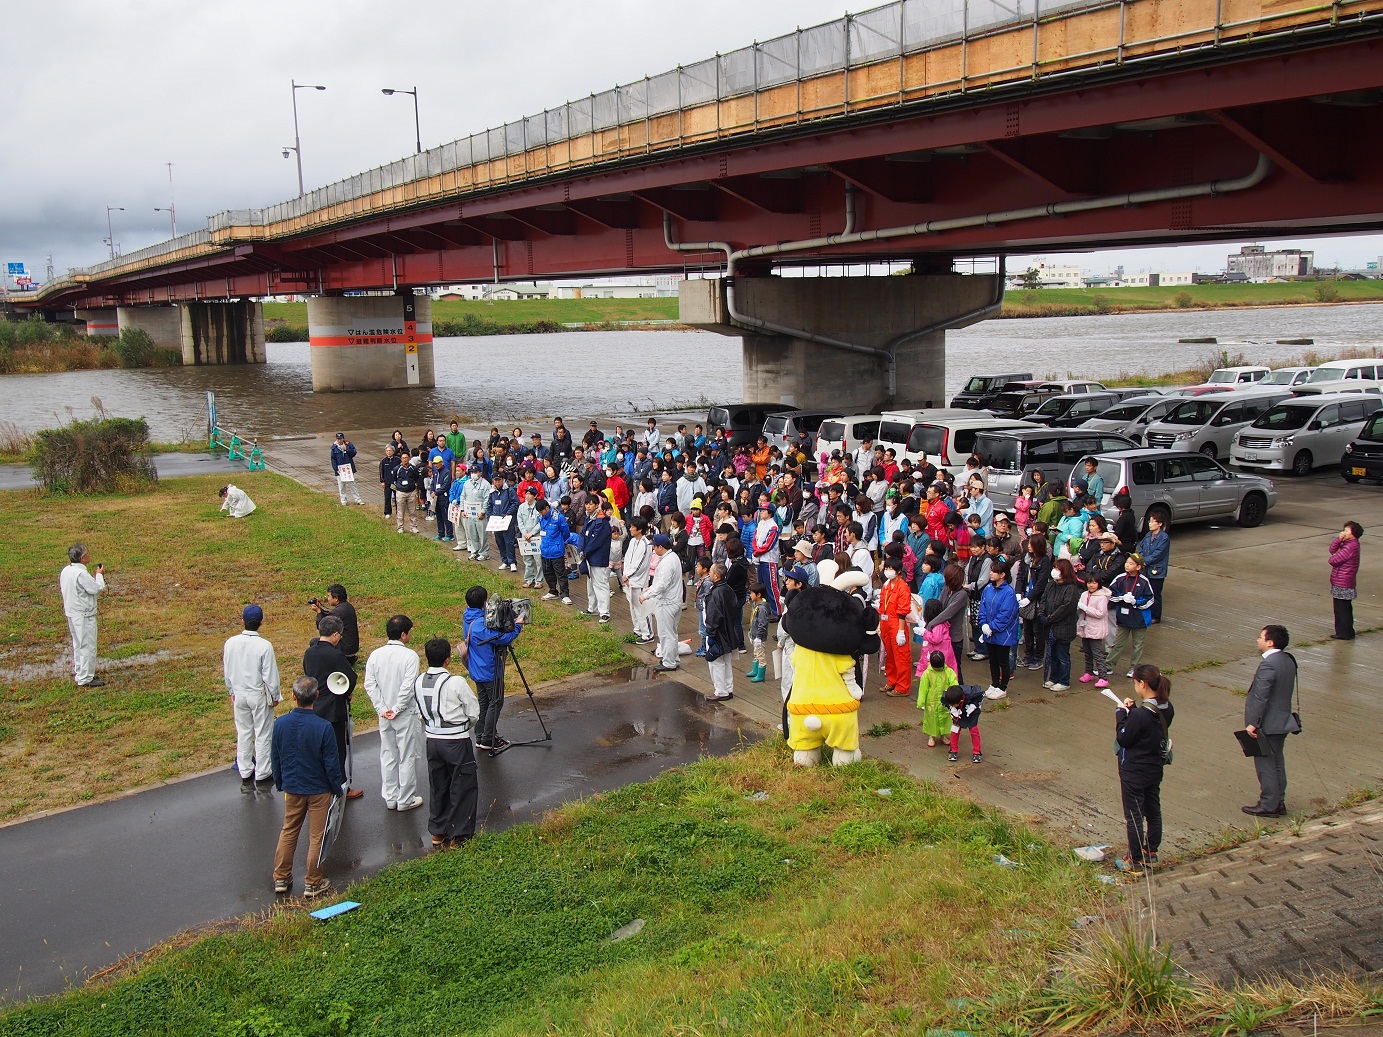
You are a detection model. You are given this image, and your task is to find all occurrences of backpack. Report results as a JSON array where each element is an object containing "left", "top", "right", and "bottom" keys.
[{"left": 393, "top": 464, "right": 417, "bottom": 493}]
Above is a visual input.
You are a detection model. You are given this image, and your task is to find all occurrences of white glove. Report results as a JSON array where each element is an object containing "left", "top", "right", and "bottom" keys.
[
  {"left": 1123, "top": 593, "right": 1136, "bottom": 604},
  {"left": 1017, "top": 597, "right": 1029, "bottom": 608},
  {"left": 895, "top": 628, "right": 906, "bottom": 646},
  {"left": 982, "top": 623, "right": 993, "bottom": 637},
  {"left": 914, "top": 624, "right": 926, "bottom": 639}
]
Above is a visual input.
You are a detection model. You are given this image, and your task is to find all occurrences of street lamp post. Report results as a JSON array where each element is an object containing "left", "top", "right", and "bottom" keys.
[
  {"left": 289, "top": 79, "right": 327, "bottom": 196},
  {"left": 105, "top": 206, "right": 125, "bottom": 260},
  {"left": 381, "top": 86, "right": 422, "bottom": 154},
  {"left": 155, "top": 161, "right": 177, "bottom": 236}
]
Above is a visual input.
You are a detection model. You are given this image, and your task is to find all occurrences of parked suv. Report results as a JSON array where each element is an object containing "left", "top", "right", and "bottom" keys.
[
  {"left": 950, "top": 372, "right": 1034, "bottom": 409},
  {"left": 1142, "top": 388, "right": 1293, "bottom": 459},
  {"left": 902, "top": 416, "right": 1037, "bottom": 472},
  {"left": 707, "top": 403, "right": 798, "bottom": 448},
  {"left": 815, "top": 414, "right": 881, "bottom": 460},
  {"left": 976, "top": 428, "right": 1136, "bottom": 507},
  {"left": 1027, "top": 391, "right": 1121, "bottom": 428},
  {"left": 1342, "top": 410, "right": 1383, "bottom": 482},
  {"left": 1205, "top": 365, "right": 1271, "bottom": 384},
  {"left": 1078, "top": 394, "right": 1178, "bottom": 446},
  {"left": 1070, "top": 449, "right": 1278, "bottom": 529},
  {"left": 762, "top": 410, "right": 843, "bottom": 456},
  {"left": 1230, "top": 393, "right": 1381, "bottom": 475}
]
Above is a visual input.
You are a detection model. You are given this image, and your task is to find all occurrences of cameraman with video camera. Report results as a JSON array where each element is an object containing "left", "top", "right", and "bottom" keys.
[
  {"left": 462, "top": 585, "right": 524, "bottom": 751},
  {"left": 309, "top": 585, "right": 360, "bottom": 666}
]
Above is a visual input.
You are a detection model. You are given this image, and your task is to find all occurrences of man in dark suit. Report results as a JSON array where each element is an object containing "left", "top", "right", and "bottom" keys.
[
  {"left": 1242, "top": 624, "right": 1299, "bottom": 817},
  {"left": 302, "top": 615, "right": 362, "bottom": 799}
]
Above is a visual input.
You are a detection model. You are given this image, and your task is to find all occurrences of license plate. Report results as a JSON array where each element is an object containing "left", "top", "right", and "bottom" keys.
[
  {"left": 1353, "top": 466, "right": 1369, "bottom": 476},
  {"left": 1243, "top": 453, "right": 1259, "bottom": 462}
]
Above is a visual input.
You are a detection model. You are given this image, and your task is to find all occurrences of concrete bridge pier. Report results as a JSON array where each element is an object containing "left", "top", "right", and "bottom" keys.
[
  {"left": 307, "top": 293, "right": 434, "bottom": 392},
  {"left": 74, "top": 308, "right": 119, "bottom": 337},
  {"left": 180, "top": 301, "right": 265, "bottom": 365},
  {"left": 680, "top": 274, "right": 1003, "bottom": 412},
  {"left": 116, "top": 305, "right": 182, "bottom": 352}
]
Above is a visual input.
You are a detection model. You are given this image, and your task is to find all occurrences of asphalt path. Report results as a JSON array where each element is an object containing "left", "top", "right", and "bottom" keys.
[
  {"left": 0, "top": 678, "right": 753, "bottom": 1003},
  {"left": 0, "top": 451, "right": 247, "bottom": 490}
]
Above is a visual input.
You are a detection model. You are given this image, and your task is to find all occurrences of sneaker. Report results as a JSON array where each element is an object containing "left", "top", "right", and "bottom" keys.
[
  {"left": 490, "top": 737, "right": 510, "bottom": 751},
  {"left": 1078, "top": 673, "right": 1095, "bottom": 683},
  {"left": 541, "top": 593, "right": 558, "bottom": 600},
  {"left": 654, "top": 663, "right": 679, "bottom": 672},
  {"left": 255, "top": 777, "right": 274, "bottom": 792},
  {"left": 1126, "top": 669, "right": 1135, "bottom": 678},
  {"left": 509, "top": 563, "right": 518, "bottom": 572},
  {"left": 972, "top": 753, "right": 983, "bottom": 764},
  {"left": 579, "top": 609, "right": 595, "bottom": 616},
  {"left": 474, "top": 740, "right": 493, "bottom": 750},
  {"left": 1114, "top": 858, "right": 1144, "bottom": 877},
  {"left": 948, "top": 751, "right": 959, "bottom": 762},
  {"left": 599, "top": 615, "right": 610, "bottom": 624},
  {"left": 273, "top": 879, "right": 290, "bottom": 895},
  {"left": 497, "top": 561, "right": 508, "bottom": 569},
  {"left": 1042, "top": 680, "right": 1055, "bottom": 690},
  {"left": 710, "top": 692, "right": 734, "bottom": 701},
  {"left": 241, "top": 776, "right": 255, "bottom": 794},
  {"left": 452, "top": 543, "right": 464, "bottom": 551},
  {"left": 560, "top": 596, "right": 573, "bottom": 605},
  {"left": 396, "top": 528, "right": 405, "bottom": 534},
  {"left": 983, "top": 685, "right": 1008, "bottom": 700},
  {"left": 1050, "top": 683, "right": 1070, "bottom": 692},
  {"left": 968, "top": 651, "right": 986, "bottom": 661},
  {"left": 1026, "top": 660, "right": 1043, "bottom": 671},
  {"left": 396, "top": 795, "right": 425, "bottom": 812},
  {"left": 303, "top": 878, "right": 333, "bottom": 899},
  {"left": 1095, "top": 678, "right": 1110, "bottom": 688}
]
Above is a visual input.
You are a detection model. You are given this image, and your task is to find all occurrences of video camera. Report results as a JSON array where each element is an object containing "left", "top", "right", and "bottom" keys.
[{"left": 485, "top": 596, "right": 531, "bottom": 633}]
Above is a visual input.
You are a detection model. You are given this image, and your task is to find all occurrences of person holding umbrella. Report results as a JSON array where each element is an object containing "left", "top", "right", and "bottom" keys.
[{"left": 271, "top": 675, "right": 345, "bottom": 899}]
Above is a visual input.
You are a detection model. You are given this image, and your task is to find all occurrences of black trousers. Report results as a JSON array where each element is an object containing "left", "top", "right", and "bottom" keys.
[
  {"left": 1333, "top": 595, "right": 1356, "bottom": 639},
  {"left": 542, "top": 556, "right": 568, "bottom": 596},
  {"left": 426, "top": 737, "right": 478, "bottom": 841},
  {"left": 987, "top": 642, "right": 1012, "bottom": 690},
  {"left": 1119, "top": 768, "right": 1163, "bottom": 864}
]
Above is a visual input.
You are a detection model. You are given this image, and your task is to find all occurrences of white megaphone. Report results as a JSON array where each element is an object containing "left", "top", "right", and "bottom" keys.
[{"left": 327, "top": 671, "right": 351, "bottom": 696}]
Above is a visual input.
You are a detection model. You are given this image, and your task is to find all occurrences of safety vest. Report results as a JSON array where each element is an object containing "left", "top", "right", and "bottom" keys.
[{"left": 413, "top": 670, "right": 472, "bottom": 740}]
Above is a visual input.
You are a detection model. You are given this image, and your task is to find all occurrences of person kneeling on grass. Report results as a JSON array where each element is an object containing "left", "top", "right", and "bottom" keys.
[
  {"left": 462, "top": 586, "right": 523, "bottom": 751},
  {"left": 414, "top": 637, "right": 481, "bottom": 849},
  {"left": 218, "top": 484, "right": 256, "bottom": 518},
  {"left": 271, "top": 675, "right": 344, "bottom": 900}
]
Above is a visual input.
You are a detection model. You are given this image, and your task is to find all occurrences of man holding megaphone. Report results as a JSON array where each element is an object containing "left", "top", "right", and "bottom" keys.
[{"left": 303, "top": 615, "right": 362, "bottom": 800}]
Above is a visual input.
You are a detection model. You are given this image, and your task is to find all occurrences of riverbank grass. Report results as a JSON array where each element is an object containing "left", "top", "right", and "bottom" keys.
[
  {"left": 0, "top": 473, "right": 627, "bottom": 821},
  {"left": 0, "top": 745, "right": 1111, "bottom": 1036}
]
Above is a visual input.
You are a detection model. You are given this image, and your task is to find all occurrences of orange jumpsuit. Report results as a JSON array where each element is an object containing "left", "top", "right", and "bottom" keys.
[
  {"left": 878, "top": 576, "right": 914, "bottom": 695},
  {"left": 751, "top": 444, "right": 771, "bottom": 482}
]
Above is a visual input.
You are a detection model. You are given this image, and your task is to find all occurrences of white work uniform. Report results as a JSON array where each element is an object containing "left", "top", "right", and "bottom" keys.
[
  {"left": 220, "top": 485, "right": 256, "bottom": 518},
  {"left": 365, "top": 639, "right": 422, "bottom": 807},
  {"left": 222, "top": 629, "right": 281, "bottom": 781},
  {"left": 623, "top": 535, "right": 652, "bottom": 639},
  {"left": 60, "top": 561, "right": 105, "bottom": 685},
  {"left": 645, "top": 549, "right": 683, "bottom": 667}
]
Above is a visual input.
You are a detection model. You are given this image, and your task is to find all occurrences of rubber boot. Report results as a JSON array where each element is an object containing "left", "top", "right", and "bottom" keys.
[
  {"left": 749, "top": 663, "right": 766, "bottom": 683},
  {"left": 746, "top": 661, "right": 759, "bottom": 678}
]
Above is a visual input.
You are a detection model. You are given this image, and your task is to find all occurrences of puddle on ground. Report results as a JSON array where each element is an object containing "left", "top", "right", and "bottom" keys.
[{"left": 0, "top": 648, "right": 185, "bottom": 684}]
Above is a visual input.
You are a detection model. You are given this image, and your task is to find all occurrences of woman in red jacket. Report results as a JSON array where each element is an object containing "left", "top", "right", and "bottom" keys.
[{"left": 1328, "top": 520, "right": 1363, "bottom": 640}]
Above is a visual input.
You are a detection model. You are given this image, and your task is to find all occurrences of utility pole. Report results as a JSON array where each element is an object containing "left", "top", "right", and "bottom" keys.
[{"left": 154, "top": 162, "right": 177, "bottom": 236}]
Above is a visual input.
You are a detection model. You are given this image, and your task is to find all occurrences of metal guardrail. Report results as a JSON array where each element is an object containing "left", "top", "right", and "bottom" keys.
[{"left": 45, "top": 0, "right": 1382, "bottom": 296}]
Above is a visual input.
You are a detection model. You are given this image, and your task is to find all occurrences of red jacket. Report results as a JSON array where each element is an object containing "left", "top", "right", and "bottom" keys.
[
  {"left": 925, "top": 498, "right": 950, "bottom": 542},
  {"left": 1329, "top": 535, "right": 1360, "bottom": 589},
  {"left": 685, "top": 512, "right": 712, "bottom": 546}
]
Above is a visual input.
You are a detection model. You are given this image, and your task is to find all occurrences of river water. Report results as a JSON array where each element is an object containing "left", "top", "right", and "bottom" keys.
[{"left": 3, "top": 304, "right": 1380, "bottom": 440}]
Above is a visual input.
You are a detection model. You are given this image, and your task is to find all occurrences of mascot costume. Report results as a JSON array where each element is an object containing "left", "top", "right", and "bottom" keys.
[{"left": 780, "top": 560, "right": 880, "bottom": 766}]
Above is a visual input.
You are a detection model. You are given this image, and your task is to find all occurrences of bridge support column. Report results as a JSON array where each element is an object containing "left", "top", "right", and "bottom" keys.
[
  {"left": 74, "top": 308, "right": 119, "bottom": 337},
  {"left": 307, "top": 294, "right": 434, "bottom": 392},
  {"left": 116, "top": 305, "right": 182, "bottom": 351},
  {"left": 180, "top": 301, "right": 266, "bottom": 365},
  {"left": 681, "top": 274, "right": 1002, "bottom": 412}
]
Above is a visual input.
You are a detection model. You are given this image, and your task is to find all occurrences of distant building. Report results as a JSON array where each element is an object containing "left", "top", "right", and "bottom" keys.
[
  {"left": 1120, "top": 271, "right": 1194, "bottom": 288},
  {"left": 1009, "top": 261, "right": 1083, "bottom": 289},
  {"left": 435, "top": 284, "right": 487, "bottom": 301},
  {"left": 483, "top": 282, "right": 552, "bottom": 301},
  {"left": 552, "top": 283, "right": 659, "bottom": 300},
  {"left": 1226, "top": 245, "right": 1314, "bottom": 281}
]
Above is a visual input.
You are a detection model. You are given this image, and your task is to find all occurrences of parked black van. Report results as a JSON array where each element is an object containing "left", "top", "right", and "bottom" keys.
[
  {"left": 950, "top": 372, "right": 1034, "bottom": 409},
  {"left": 707, "top": 403, "right": 799, "bottom": 447}
]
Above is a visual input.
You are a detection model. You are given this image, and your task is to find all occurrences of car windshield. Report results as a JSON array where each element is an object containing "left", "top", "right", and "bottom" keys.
[
  {"left": 1034, "top": 397, "right": 1075, "bottom": 417},
  {"left": 1262, "top": 370, "right": 1302, "bottom": 385},
  {"left": 708, "top": 408, "right": 729, "bottom": 427},
  {"left": 1252, "top": 406, "right": 1314, "bottom": 431},
  {"left": 991, "top": 393, "right": 1025, "bottom": 411},
  {"left": 1206, "top": 370, "right": 1240, "bottom": 383},
  {"left": 1307, "top": 367, "right": 1349, "bottom": 382},
  {"left": 1164, "top": 400, "right": 1218, "bottom": 425},
  {"left": 762, "top": 417, "right": 789, "bottom": 435},
  {"left": 1098, "top": 402, "right": 1151, "bottom": 422},
  {"left": 908, "top": 425, "right": 944, "bottom": 454},
  {"left": 818, "top": 421, "right": 845, "bottom": 442},
  {"left": 976, "top": 437, "right": 1020, "bottom": 470},
  {"left": 1360, "top": 414, "right": 1383, "bottom": 443},
  {"left": 963, "top": 377, "right": 989, "bottom": 393}
]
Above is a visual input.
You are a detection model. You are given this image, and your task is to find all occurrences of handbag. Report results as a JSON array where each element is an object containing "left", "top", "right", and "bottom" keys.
[
  {"left": 1018, "top": 598, "right": 1037, "bottom": 621},
  {"left": 1284, "top": 651, "right": 1303, "bottom": 734},
  {"left": 1143, "top": 701, "right": 1173, "bottom": 765}
]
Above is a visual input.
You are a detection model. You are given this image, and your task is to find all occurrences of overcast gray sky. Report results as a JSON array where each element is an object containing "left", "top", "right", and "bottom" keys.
[{"left": 3, "top": 0, "right": 1380, "bottom": 282}]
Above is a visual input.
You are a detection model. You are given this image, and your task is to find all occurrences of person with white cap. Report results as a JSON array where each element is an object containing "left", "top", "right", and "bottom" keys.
[
  {"left": 60, "top": 543, "right": 106, "bottom": 688},
  {"left": 330, "top": 433, "right": 364, "bottom": 506},
  {"left": 224, "top": 604, "right": 282, "bottom": 793},
  {"left": 641, "top": 533, "right": 683, "bottom": 670}
]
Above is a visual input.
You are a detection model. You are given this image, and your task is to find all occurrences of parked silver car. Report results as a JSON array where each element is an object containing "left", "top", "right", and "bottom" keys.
[
  {"left": 1069, "top": 449, "right": 1278, "bottom": 528},
  {"left": 1079, "top": 394, "right": 1178, "bottom": 446},
  {"left": 1231, "top": 393, "right": 1382, "bottom": 475},
  {"left": 1142, "top": 389, "right": 1293, "bottom": 459}
]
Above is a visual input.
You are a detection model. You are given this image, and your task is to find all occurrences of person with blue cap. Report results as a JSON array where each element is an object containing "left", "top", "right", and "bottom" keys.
[{"left": 223, "top": 604, "right": 283, "bottom": 793}]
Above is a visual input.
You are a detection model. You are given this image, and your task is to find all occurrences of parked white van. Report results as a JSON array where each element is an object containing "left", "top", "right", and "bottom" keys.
[
  {"left": 1142, "top": 388, "right": 1294, "bottom": 459},
  {"left": 875, "top": 409, "right": 985, "bottom": 459},
  {"left": 1231, "top": 392, "right": 1383, "bottom": 475},
  {"left": 1304, "top": 358, "right": 1383, "bottom": 383},
  {"left": 900, "top": 416, "right": 1039, "bottom": 473},
  {"left": 1262, "top": 366, "right": 1316, "bottom": 387},
  {"left": 1291, "top": 379, "right": 1383, "bottom": 397},
  {"left": 1205, "top": 366, "right": 1271, "bottom": 385},
  {"left": 815, "top": 414, "right": 881, "bottom": 461}
]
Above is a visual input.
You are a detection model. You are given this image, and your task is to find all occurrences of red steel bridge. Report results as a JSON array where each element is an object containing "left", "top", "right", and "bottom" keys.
[{"left": 26, "top": 0, "right": 1383, "bottom": 312}]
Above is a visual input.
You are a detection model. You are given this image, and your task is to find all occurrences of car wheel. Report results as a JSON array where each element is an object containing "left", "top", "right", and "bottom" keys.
[
  {"left": 1237, "top": 492, "right": 1267, "bottom": 528},
  {"left": 1290, "top": 450, "right": 1313, "bottom": 477},
  {"left": 1199, "top": 443, "right": 1218, "bottom": 459},
  {"left": 1343, "top": 470, "right": 1362, "bottom": 484}
]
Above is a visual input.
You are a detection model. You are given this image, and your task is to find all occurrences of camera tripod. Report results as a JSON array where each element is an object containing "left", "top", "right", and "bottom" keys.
[{"left": 487, "top": 645, "right": 552, "bottom": 757}]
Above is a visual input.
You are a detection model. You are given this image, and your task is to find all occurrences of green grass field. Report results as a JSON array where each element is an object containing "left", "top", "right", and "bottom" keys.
[
  {"left": 1000, "top": 279, "right": 1383, "bottom": 317},
  {"left": 0, "top": 473, "right": 627, "bottom": 820},
  {"left": 263, "top": 297, "right": 681, "bottom": 329}
]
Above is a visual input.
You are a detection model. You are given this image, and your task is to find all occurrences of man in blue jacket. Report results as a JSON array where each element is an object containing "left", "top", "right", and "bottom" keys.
[
  {"left": 462, "top": 586, "right": 524, "bottom": 751},
  {"left": 330, "top": 432, "right": 363, "bottom": 506},
  {"left": 578, "top": 496, "right": 614, "bottom": 623},
  {"left": 487, "top": 471, "right": 520, "bottom": 573},
  {"left": 271, "top": 675, "right": 345, "bottom": 899},
  {"left": 535, "top": 498, "right": 573, "bottom": 604}
]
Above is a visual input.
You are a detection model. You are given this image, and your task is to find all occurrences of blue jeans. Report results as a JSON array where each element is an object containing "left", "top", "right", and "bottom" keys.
[
  {"left": 1045, "top": 632, "right": 1072, "bottom": 685},
  {"left": 494, "top": 528, "right": 516, "bottom": 566},
  {"left": 435, "top": 506, "right": 454, "bottom": 540}
]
